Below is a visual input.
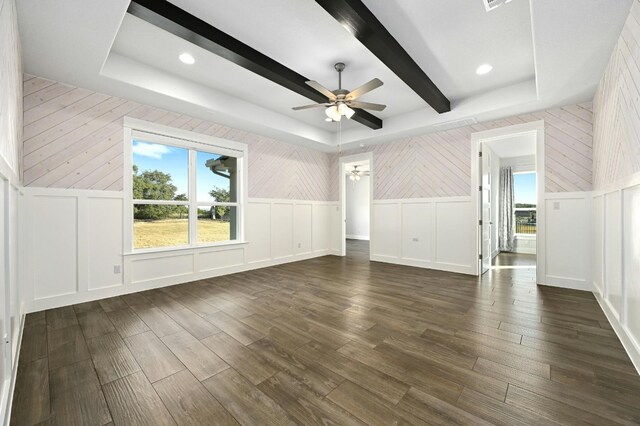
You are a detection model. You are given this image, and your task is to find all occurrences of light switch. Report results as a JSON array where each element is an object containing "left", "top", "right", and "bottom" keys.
[{"left": 553, "top": 202, "right": 560, "bottom": 210}]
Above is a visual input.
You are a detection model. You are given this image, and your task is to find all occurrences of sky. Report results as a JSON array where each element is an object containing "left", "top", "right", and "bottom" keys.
[
  {"left": 513, "top": 172, "right": 537, "bottom": 205},
  {"left": 132, "top": 140, "right": 230, "bottom": 202}
]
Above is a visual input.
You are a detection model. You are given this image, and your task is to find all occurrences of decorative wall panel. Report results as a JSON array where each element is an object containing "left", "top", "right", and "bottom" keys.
[
  {"left": 22, "top": 75, "right": 334, "bottom": 201},
  {"left": 593, "top": 1, "right": 640, "bottom": 189},
  {"left": 346, "top": 104, "right": 593, "bottom": 199}
]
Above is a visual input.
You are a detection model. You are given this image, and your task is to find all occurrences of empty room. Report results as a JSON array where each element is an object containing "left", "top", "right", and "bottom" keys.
[{"left": 2, "top": 0, "right": 640, "bottom": 424}]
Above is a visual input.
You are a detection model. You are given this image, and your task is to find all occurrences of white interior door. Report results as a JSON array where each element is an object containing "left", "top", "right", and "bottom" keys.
[{"left": 481, "top": 149, "right": 492, "bottom": 274}]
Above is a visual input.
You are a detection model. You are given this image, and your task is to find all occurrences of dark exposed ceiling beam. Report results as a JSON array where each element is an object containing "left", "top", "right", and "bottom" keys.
[
  {"left": 127, "top": 0, "right": 383, "bottom": 130},
  {"left": 315, "top": 0, "right": 451, "bottom": 114}
]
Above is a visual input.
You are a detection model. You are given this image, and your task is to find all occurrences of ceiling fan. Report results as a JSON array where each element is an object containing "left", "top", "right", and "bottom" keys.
[
  {"left": 293, "top": 62, "right": 386, "bottom": 122},
  {"left": 348, "top": 165, "right": 370, "bottom": 181}
]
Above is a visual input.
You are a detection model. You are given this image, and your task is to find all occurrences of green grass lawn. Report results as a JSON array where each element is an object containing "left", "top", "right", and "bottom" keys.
[{"left": 134, "top": 219, "right": 230, "bottom": 249}]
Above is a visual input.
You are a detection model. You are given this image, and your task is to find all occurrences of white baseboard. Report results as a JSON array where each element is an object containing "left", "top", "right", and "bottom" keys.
[
  {"left": 594, "top": 291, "right": 640, "bottom": 375},
  {"left": 2, "top": 313, "right": 25, "bottom": 425},
  {"left": 370, "top": 254, "right": 475, "bottom": 276},
  {"left": 346, "top": 234, "right": 370, "bottom": 241},
  {"left": 27, "top": 250, "right": 334, "bottom": 312},
  {"left": 542, "top": 275, "right": 590, "bottom": 291}
]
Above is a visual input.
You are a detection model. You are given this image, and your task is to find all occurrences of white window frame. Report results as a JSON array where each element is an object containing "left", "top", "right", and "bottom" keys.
[
  {"left": 123, "top": 117, "right": 248, "bottom": 254},
  {"left": 513, "top": 171, "right": 537, "bottom": 237}
]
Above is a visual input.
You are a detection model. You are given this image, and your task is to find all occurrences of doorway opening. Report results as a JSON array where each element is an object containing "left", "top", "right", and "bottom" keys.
[
  {"left": 476, "top": 127, "right": 541, "bottom": 280},
  {"left": 339, "top": 153, "right": 373, "bottom": 259}
]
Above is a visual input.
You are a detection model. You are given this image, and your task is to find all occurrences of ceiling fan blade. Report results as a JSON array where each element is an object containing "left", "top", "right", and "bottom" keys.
[
  {"left": 306, "top": 80, "right": 337, "bottom": 100},
  {"left": 292, "top": 103, "right": 328, "bottom": 111},
  {"left": 346, "top": 78, "right": 383, "bottom": 100},
  {"left": 349, "top": 101, "right": 386, "bottom": 111}
]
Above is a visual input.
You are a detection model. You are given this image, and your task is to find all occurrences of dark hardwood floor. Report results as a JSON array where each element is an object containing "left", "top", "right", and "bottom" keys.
[{"left": 12, "top": 241, "right": 640, "bottom": 425}]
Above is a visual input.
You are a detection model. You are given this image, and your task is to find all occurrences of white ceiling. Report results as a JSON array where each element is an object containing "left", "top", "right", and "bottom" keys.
[
  {"left": 16, "top": 0, "right": 633, "bottom": 152},
  {"left": 485, "top": 133, "right": 536, "bottom": 158}
]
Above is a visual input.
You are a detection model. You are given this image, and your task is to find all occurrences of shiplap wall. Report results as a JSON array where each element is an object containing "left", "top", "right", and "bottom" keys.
[
  {"left": 593, "top": 1, "right": 640, "bottom": 189},
  {"left": 591, "top": 0, "right": 640, "bottom": 374},
  {"left": 345, "top": 103, "right": 593, "bottom": 198},
  {"left": 22, "top": 75, "right": 335, "bottom": 201}
]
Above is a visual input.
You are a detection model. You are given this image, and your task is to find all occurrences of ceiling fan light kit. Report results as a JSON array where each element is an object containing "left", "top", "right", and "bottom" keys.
[{"left": 293, "top": 62, "right": 386, "bottom": 124}]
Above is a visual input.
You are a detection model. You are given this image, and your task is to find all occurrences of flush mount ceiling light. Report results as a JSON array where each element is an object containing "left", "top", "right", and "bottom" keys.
[
  {"left": 179, "top": 53, "right": 195, "bottom": 64},
  {"left": 476, "top": 64, "right": 493, "bottom": 75}
]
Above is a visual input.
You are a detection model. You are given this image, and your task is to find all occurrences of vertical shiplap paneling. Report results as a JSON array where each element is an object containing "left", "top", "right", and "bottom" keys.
[
  {"left": 593, "top": 1, "right": 640, "bottom": 189},
  {"left": 21, "top": 75, "right": 335, "bottom": 201}
]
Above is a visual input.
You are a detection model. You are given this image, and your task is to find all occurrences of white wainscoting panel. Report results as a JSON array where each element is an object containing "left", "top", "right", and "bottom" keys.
[
  {"left": 371, "top": 203, "right": 401, "bottom": 260},
  {"left": 436, "top": 201, "right": 473, "bottom": 269},
  {"left": 131, "top": 252, "right": 194, "bottom": 284},
  {"left": 623, "top": 184, "right": 640, "bottom": 344},
  {"left": 29, "top": 195, "right": 78, "bottom": 300},
  {"left": 592, "top": 174, "right": 640, "bottom": 375},
  {"left": 23, "top": 188, "right": 338, "bottom": 312},
  {"left": 592, "top": 195, "right": 604, "bottom": 295},
  {"left": 245, "top": 201, "right": 270, "bottom": 264},
  {"left": 294, "top": 204, "right": 312, "bottom": 255},
  {"left": 312, "top": 204, "right": 332, "bottom": 252},
  {"left": 87, "top": 197, "right": 123, "bottom": 290},
  {"left": 605, "top": 191, "right": 622, "bottom": 318},
  {"left": 544, "top": 194, "right": 591, "bottom": 290},
  {"left": 401, "top": 202, "right": 434, "bottom": 262},
  {"left": 199, "top": 248, "right": 244, "bottom": 272},
  {"left": 271, "top": 203, "right": 294, "bottom": 260},
  {"left": 371, "top": 197, "right": 475, "bottom": 275}
]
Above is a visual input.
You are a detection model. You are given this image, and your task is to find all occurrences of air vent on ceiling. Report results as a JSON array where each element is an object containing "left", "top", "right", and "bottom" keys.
[
  {"left": 483, "top": 0, "right": 512, "bottom": 12},
  {"left": 432, "top": 118, "right": 477, "bottom": 132}
]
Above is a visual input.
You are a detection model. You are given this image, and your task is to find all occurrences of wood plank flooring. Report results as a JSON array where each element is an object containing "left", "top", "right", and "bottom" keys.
[{"left": 11, "top": 240, "right": 640, "bottom": 425}]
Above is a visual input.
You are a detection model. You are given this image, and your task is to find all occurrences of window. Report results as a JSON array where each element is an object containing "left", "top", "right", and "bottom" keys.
[
  {"left": 513, "top": 172, "right": 536, "bottom": 235},
  {"left": 125, "top": 124, "right": 246, "bottom": 252}
]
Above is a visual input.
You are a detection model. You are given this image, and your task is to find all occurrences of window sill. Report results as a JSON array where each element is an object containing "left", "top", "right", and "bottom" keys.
[
  {"left": 124, "top": 240, "right": 249, "bottom": 256},
  {"left": 515, "top": 234, "right": 537, "bottom": 239}
]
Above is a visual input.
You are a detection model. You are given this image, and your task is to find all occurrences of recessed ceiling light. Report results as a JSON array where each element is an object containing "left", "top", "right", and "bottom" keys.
[
  {"left": 179, "top": 53, "right": 195, "bottom": 65},
  {"left": 476, "top": 64, "right": 493, "bottom": 75}
]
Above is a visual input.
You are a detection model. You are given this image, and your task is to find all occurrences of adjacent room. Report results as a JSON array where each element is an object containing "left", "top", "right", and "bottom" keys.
[{"left": 1, "top": 0, "right": 640, "bottom": 424}]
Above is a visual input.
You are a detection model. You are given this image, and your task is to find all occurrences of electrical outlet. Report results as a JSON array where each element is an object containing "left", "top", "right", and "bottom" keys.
[
  {"left": 553, "top": 202, "right": 560, "bottom": 210},
  {"left": 114, "top": 265, "right": 121, "bottom": 274}
]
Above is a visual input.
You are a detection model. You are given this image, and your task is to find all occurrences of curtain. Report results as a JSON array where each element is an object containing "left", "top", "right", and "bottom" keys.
[{"left": 498, "top": 166, "right": 515, "bottom": 252}]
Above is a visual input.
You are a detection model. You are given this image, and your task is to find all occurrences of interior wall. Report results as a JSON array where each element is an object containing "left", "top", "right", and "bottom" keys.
[
  {"left": 0, "top": 0, "right": 24, "bottom": 422},
  {"left": 23, "top": 189, "right": 339, "bottom": 312},
  {"left": 20, "top": 75, "right": 342, "bottom": 312},
  {"left": 22, "top": 75, "right": 336, "bottom": 201},
  {"left": 345, "top": 104, "right": 593, "bottom": 277},
  {"left": 592, "top": 1, "right": 640, "bottom": 373},
  {"left": 345, "top": 175, "right": 370, "bottom": 240},
  {"left": 345, "top": 104, "right": 593, "bottom": 199}
]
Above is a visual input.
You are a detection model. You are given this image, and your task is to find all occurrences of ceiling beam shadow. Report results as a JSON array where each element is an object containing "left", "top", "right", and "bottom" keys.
[
  {"left": 315, "top": 0, "right": 451, "bottom": 114},
  {"left": 127, "top": 0, "right": 383, "bottom": 130}
]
